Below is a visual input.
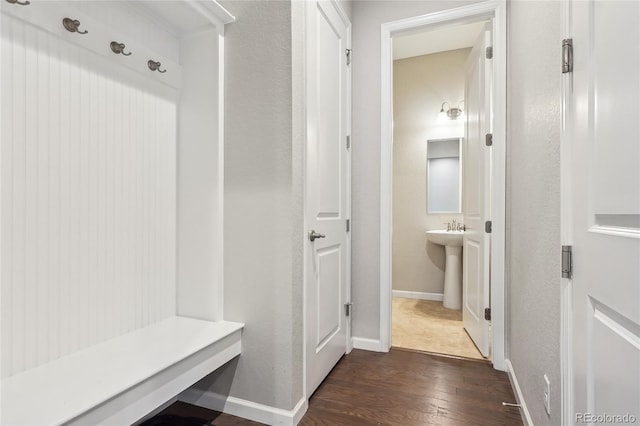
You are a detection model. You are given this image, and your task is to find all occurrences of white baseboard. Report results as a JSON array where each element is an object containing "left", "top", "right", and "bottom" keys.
[
  {"left": 179, "top": 388, "right": 307, "bottom": 426},
  {"left": 392, "top": 290, "right": 444, "bottom": 301},
  {"left": 505, "top": 359, "right": 534, "bottom": 426},
  {"left": 352, "top": 337, "right": 387, "bottom": 352}
]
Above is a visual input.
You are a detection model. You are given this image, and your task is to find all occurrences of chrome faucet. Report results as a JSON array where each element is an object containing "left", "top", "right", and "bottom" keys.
[{"left": 445, "top": 219, "right": 466, "bottom": 232}]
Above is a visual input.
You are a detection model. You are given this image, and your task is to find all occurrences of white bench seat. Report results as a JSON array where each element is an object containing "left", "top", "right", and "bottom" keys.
[{"left": 1, "top": 317, "right": 243, "bottom": 426}]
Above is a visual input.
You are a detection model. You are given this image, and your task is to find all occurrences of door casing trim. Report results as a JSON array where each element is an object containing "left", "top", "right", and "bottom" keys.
[
  {"left": 560, "top": 0, "right": 573, "bottom": 423},
  {"left": 379, "top": 0, "right": 507, "bottom": 371}
]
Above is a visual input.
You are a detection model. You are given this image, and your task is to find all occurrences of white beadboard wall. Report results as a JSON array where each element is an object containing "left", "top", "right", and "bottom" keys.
[{"left": 1, "top": 14, "right": 178, "bottom": 378}]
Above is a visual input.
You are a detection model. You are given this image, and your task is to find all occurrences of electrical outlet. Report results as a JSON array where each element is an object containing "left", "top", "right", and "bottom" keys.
[{"left": 543, "top": 374, "right": 551, "bottom": 415}]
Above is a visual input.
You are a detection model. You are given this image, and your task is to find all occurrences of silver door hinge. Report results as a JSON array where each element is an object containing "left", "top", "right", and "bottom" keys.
[
  {"left": 346, "top": 219, "right": 350, "bottom": 232},
  {"left": 345, "top": 48, "right": 352, "bottom": 66},
  {"left": 562, "top": 38, "right": 573, "bottom": 74},
  {"left": 485, "top": 220, "right": 492, "bottom": 233},
  {"left": 562, "top": 245, "right": 573, "bottom": 278},
  {"left": 484, "top": 308, "right": 491, "bottom": 321},
  {"left": 485, "top": 133, "right": 493, "bottom": 146},
  {"left": 485, "top": 46, "right": 493, "bottom": 59},
  {"left": 345, "top": 302, "right": 352, "bottom": 316},
  {"left": 346, "top": 135, "right": 351, "bottom": 149}
]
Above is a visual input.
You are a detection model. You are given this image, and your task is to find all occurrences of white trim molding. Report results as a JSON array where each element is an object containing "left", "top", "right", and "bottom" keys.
[
  {"left": 392, "top": 290, "right": 444, "bottom": 301},
  {"left": 352, "top": 337, "right": 387, "bottom": 352},
  {"left": 560, "top": 0, "right": 574, "bottom": 424},
  {"left": 560, "top": 278, "right": 573, "bottom": 426},
  {"left": 184, "top": 0, "right": 235, "bottom": 32},
  {"left": 179, "top": 389, "right": 308, "bottom": 426},
  {"left": 379, "top": 0, "right": 507, "bottom": 370},
  {"left": 505, "top": 359, "right": 534, "bottom": 426}
]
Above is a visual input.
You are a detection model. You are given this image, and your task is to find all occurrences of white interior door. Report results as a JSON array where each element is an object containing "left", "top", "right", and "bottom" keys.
[
  {"left": 567, "top": 0, "right": 640, "bottom": 420},
  {"left": 462, "top": 29, "right": 492, "bottom": 358},
  {"left": 305, "top": 1, "right": 350, "bottom": 397}
]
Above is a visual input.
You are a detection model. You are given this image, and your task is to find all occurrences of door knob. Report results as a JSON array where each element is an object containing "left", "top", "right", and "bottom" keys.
[{"left": 309, "top": 230, "right": 326, "bottom": 242}]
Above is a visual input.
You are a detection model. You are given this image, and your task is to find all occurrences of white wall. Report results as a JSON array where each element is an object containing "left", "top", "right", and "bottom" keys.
[
  {"left": 177, "top": 30, "right": 222, "bottom": 322},
  {"left": 351, "top": 0, "right": 480, "bottom": 340},
  {"left": 186, "top": 0, "right": 304, "bottom": 412},
  {"left": 507, "top": 1, "right": 562, "bottom": 424},
  {"left": 392, "top": 49, "right": 468, "bottom": 294}
]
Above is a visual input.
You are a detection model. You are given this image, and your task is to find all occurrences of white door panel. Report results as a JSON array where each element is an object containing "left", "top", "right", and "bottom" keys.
[
  {"left": 589, "top": 2, "right": 639, "bottom": 216},
  {"left": 463, "top": 28, "right": 491, "bottom": 358},
  {"left": 464, "top": 241, "right": 481, "bottom": 319},
  {"left": 316, "top": 6, "right": 342, "bottom": 217},
  {"left": 568, "top": 0, "right": 640, "bottom": 420},
  {"left": 305, "top": 0, "right": 350, "bottom": 397},
  {"left": 316, "top": 246, "right": 341, "bottom": 348}
]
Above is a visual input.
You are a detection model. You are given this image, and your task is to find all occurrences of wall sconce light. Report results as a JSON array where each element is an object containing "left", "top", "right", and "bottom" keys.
[{"left": 439, "top": 101, "right": 465, "bottom": 120}]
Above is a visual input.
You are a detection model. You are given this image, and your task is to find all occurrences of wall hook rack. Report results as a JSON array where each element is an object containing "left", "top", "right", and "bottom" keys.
[
  {"left": 5, "top": 0, "right": 31, "bottom": 6},
  {"left": 62, "top": 18, "right": 88, "bottom": 35},
  {"left": 147, "top": 60, "right": 167, "bottom": 73},
  {"left": 110, "top": 42, "right": 132, "bottom": 56}
]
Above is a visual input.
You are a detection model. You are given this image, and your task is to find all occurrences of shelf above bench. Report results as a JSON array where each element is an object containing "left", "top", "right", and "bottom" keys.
[{"left": 1, "top": 317, "right": 243, "bottom": 426}]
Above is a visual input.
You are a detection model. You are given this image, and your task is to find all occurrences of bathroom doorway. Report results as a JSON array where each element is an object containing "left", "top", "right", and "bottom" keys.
[
  {"left": 379, "top": 2, "right": 507, "bottom": 369},
  {"left": 391, "top": 23, "right": 487, "bottom": 360}
]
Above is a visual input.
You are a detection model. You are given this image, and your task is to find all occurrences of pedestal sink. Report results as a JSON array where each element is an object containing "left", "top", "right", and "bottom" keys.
[{"left": 426, "top": 230, "right": 464, "bottom": 310}]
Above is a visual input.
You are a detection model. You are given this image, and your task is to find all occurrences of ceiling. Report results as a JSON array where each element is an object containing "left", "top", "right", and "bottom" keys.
[{"left": 393, "top": 21, "right": 488, "bottom": 61}]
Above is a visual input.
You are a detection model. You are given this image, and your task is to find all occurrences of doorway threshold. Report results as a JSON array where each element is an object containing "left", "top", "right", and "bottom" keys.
[{"left": 391, "top": 346, "right": 491, "bottom": 365}]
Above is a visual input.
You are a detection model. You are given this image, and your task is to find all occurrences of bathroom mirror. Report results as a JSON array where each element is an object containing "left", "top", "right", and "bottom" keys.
[{"left": 426, "top": 137, "right": 462, "bottom": 213}]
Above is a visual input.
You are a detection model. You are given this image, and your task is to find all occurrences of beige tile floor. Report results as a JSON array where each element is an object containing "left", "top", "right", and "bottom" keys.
[{"left": 391, "top": 297, "right": 485, "bottom": 360}]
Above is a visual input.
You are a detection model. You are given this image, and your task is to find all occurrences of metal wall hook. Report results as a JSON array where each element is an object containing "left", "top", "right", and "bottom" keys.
[
  {"left": 147, "top": 60, "right": 166, "bottom": 73},
  {"left": 110, "top": 41, "right": 132, "bottom": 56},
  {"left": 62, "top": 18, "right": 88, "bottom": 35},
  {"left": 6, "top": 0, "right": 31, "bottom": 6}
]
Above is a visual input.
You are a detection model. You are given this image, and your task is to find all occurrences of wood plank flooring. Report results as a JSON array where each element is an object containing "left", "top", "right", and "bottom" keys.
[
  {"left": 139, "top": 400, "right": 263, "bottom": 425},
  {"left": 300, "top": 349, "right": 522, "bottom": 426},
  {"left": 144, "top": 349, "right": 522, "bottom": 425}
]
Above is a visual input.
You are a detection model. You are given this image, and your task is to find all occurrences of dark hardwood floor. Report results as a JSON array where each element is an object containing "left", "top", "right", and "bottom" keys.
[
  {"left": 145, "top": 349, "right": 522, "bottom": 425},
  {"left": 300, "top": 348, "right": 522, "bottom": 425},
  {"left": 139, "top": 400, "right": 262, "bottom": 425}
]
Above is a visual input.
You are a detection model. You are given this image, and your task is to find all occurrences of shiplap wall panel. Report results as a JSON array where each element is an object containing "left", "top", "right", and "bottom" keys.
[
  {"left": 48, "top": 28, "right": 62, "bottom": 364},
  {"left": 24, "top": 17, "right": 39, "bottom": 372},
  {"left": 1, "top": 14, "right": 178, "bottom": 378},
  {"left": 35, "top": 28, "right": 50, "bottom": 369}
]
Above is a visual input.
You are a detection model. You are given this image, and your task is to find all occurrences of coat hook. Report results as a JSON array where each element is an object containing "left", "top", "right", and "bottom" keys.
[
  {"left": 5, "top": 0, "right": 31, "bottom": 6},
  {"left": 110, "top": 41, "right": 132, "bottom": 56},
  {"left": 62, "top": 18, "right": 88, "bottom": 35},
  {"left": 147, "top": 60, "right": 166, "bottom": 73}
]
